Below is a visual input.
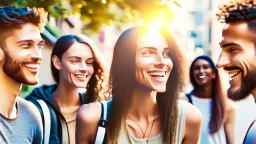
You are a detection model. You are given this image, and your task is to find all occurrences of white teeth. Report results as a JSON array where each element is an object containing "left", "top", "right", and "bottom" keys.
[
  {"left": 74, "top": 74, "right": 88, "bottom": 78},
  {"left": 149, "top": 72, "right": 165, "bottom": 77},
  {"left": 228, "top": 72, "right": 240, "bottom": 81},
  {"left": 199, "top": 75, "right": 206, "bottom": 79},
  {"left": 25, "top": 64, "right": 40, "bottom": 68}
]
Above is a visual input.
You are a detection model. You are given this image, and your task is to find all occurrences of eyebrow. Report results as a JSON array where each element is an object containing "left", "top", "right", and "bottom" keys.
[
  {"left": 219, "top": 42, "right": 240, "bottom": 48},
  {"left": 16, "top": 39, "right": 45, "bottom": 44},
  {"left": 139, "top": 47, "right": 169, "bottom": 50},
  {"left": 68, "top": 56, "right": 94, "bottom": 60}
]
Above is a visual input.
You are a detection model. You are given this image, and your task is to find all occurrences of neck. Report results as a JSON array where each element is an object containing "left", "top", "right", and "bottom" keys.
[
  {"left": 0, "top": 70, "right": 22, "bottom": 118},
  {"left": 52, "top": 81, "right": 81, "bottom": 108},
  {"left": 128, "top": 85, "right": 157, "bottom": 121},
  {"left": 193, "top": 83, "right": 212, "bottom": 98}
]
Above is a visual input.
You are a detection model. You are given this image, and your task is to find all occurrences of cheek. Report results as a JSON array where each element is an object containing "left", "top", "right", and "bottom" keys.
[
  {"left": 136, "top": 57, "right": 153, "bottom": 70},
  {"left": 88, "top": 66, "right": 94, "bottom": 74}
]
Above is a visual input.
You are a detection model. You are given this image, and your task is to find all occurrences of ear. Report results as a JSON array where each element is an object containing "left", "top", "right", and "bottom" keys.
[
  {"left": 212, "top": 73, "right": 216, "bottom": 79},
  {"left": 52, "top": 55, "right": 62, "bottom": 70}
]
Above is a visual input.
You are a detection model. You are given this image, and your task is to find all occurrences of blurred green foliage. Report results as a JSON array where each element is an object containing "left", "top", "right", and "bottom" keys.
[{"left": 0, "top": 0, "right": 176, "bottom": 33}]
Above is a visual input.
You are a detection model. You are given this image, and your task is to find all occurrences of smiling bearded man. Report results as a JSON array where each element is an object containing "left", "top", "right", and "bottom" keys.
[
  {"left": 0, "top": 6, "right": 47, "bottom": 144},
  {"left": 216, "top": 0, "right": 256, "bottom": 143}
]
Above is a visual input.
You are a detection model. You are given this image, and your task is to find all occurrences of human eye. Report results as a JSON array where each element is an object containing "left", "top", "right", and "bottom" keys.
[
  {"left": 227, "top": 47, "right": 240, "bottom": 53},
  {"left": 142, "top": 50, "right": 154, "bottom": 56},
  {"left": 163, "top": 51, "right": 171, "bottom": 58},
  {"left": 86, "top": 59, "right": 94, "bottom": 65},
  {"left": 38, "top": 43, "right": 44, "bottom": 49},
  {"left": 20, "top": 43, "right": 31, "bottom": 49},
  {"left": 70, "top": 59, "right": 80, "bottom": 64}
]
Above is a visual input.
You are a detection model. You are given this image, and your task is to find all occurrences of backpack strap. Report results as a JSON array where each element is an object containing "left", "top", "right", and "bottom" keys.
[
  {"left": 186, "top": 92, "right": 193, "bottom": 104},
  {"left": 58, "top": 115, "right": 69, "bottom": 144},
  {"left": 94, "top": 101, "right": 108, "bottom": 144},
  {"left": 36, "top": 100, "right": 51, "bottom": 144}
]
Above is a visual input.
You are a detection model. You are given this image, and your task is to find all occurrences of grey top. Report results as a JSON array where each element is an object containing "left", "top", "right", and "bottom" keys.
[{"left": 0, "top": 97, "right": 43, "bottom": 144}]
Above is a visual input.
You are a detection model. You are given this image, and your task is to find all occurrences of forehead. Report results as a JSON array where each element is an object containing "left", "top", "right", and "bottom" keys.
[
  {"left": 64, "top": 42, "right": 93, "bottom": 57},
  {"left": 194, "top": 59, "right": 211, "bottom": 66},
  {"left": 220, "top": 22, "right": 254, "bottom": 46},
  {"left": 10, "top": 23, "right": 43, "bottom": 42},
  {"left": 137, "top": 31, "right": 168, "bottom": 49}
]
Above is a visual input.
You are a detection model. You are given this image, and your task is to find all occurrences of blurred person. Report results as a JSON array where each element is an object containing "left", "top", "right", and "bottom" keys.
[
  {"left": 76, "top": 26, "right": 202, "bottom": 144},
  {"left": 26, "top": 35, "right": 107, "bottom": 144},
  {"left": 216, "top": 0, "right": 256, "bottom": 143},
  {"left": 0, "top": 5, "right": 47, "bottom": 143},
  {"left": 184, "top": 55, "right": 235, "bottom": 144}
]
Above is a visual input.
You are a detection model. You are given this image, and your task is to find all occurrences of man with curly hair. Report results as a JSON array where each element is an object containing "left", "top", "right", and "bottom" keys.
[
  {"left": 0, "top": 5, "right": 48, "bottom": 143},
  {"left": 216, "top": 0, "right": 256, "bottom": 143}
]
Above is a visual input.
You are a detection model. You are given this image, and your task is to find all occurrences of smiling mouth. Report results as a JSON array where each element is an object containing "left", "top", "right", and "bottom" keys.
[
  {"left": 228, "top": 71, "right": 241, "bottom": 81},
  {"left": 74, "top": 74, "right": 88, "bottom": 79},
  {"left": 198, "top": 75, "right": 206, "bottom": 79},
  {"left": 149, "top": 72, "right": 166, "bottom": 78}
]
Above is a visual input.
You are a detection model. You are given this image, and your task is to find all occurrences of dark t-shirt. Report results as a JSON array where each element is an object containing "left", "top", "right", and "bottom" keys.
[{"left": 0, "top": 97, "right": 43, "bottom": 144}]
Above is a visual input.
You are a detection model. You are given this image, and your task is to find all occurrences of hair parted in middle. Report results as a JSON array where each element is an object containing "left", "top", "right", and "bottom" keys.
[
  {"left": 189, "top": 55, "right": 227, "bottom": 133},
  {"left": 106, "top": 25, "right": 188, "bottom": 144},
  {"left": 50, "top": 34, "right": 107, "bottom": 102}
]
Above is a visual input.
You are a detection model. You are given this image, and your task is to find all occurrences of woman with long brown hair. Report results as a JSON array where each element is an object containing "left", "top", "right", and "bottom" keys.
[
  {"left": 185, "top": 55, "right": 235, "bottom": 144},
  {"left": 76, "top": 26, "right": 202, "bottom": 144},
  {"left": 26, "top": 34, "right": 106, "bottom": 144}
]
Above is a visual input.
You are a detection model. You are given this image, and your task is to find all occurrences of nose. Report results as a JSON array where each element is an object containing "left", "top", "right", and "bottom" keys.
[
  {"left": 79, "top": 62, "right": 88, "bottom": 72},
  {"left": 31, "top": 47, "right": 43, "bottom": 60},
  {"left": 155, "top": 53, "right": 167, "bottom": 65},
  {"left": 216, "top": 52, "right": 230, "bottom": 68},
  {"left": 199, "top": 67, "right": 204, "bottom": 73}
]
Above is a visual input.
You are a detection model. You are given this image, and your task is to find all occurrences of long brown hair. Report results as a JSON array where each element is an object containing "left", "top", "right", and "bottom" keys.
[
  {"left": 106, "top": 26, "right": 188, "bottom": 143},
  {"left": 51, "top": 35, "right": 107, "bottom": 103},
  {"left": 189, "top": 55, "right": 226, "bottom": 133}
]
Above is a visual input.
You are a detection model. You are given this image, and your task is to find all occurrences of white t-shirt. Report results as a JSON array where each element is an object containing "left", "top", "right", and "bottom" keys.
[{"left": 191, "top": 95, "right": 226, "bottom": 144}]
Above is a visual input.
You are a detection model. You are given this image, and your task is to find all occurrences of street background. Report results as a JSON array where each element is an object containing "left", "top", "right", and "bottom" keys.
[{"left": 1, "top": 0, "right": 255, "bottom": 143}]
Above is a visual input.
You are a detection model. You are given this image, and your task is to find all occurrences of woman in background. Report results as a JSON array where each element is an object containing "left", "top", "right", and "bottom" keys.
[
  {"left": 186, "top": 55, "right": 235, "bottom": 144},
  {"left": 26, "top": 35, "right": 107, "bottom": 144}
]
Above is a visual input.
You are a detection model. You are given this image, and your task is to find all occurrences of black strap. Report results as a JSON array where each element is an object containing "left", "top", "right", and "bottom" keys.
[{"left": 186, "top": 92, "right": 193, "bottom": 104}]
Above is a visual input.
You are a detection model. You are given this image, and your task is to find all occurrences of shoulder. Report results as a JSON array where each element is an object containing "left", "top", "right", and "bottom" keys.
[
  {"left": 17, "top": 97, "right": 42, "bottom": 120},
  {"left": 77, "top": 102, "right": 102, "bottom": 124},
  {"left": 180, "top": 100, "right": 202, "bottom": 125},
  {"left": 226, "top": 99, "right": 236, "bottom": 113}
]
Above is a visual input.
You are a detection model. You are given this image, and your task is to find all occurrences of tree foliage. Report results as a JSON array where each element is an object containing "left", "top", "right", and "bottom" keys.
[{"left": 0, "top": 0, "right": 177, "bottom": 33}]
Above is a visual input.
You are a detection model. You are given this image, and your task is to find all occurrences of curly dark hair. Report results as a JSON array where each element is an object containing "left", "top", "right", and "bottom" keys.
[
  {"left": 0, "top": 5, "right": 48, "bottom": 47},
  {"left": 217, "top": 0, "right": 256, "bottom": 23}
]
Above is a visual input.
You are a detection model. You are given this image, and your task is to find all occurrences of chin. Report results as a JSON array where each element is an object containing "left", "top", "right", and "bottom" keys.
[
  {"left": 228, "top": 87, "right": 250, "bottom": 101},
  {"left": 154, "top": 87, "right": 166, "bottom": 93},
  {"left": 74, "top": 83, "right": 89, "bottom": 88}
]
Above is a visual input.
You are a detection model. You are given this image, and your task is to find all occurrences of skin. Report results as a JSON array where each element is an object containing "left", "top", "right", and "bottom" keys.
[
  {"left": 52, "top": 42, "right": 94, "bottom": 144},
  {"left": 76, "top": 31, "right": 202, "bottom": 144},
  {"left": 192, "top": 59, "right": 235, "bottom": 144},
  {"left": 0, "top": 23, "right": 44, "bottom": 119},
  {"left": 217, "top": 21, "right": 256, "bottom": 101}
]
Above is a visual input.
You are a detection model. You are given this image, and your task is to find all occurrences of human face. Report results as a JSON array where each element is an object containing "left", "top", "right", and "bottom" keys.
[
  {"left": 217, "top": 22, "right": 256, "bottom": 101},
  {"left": 1, "top": 23, "right": 44, "bottom": 85},
  {"left": 193, "top": 59, "right": 215, "bottom": 87},
  {"left": 135, "top": 31, "right": 173, "bottom": 92},
  {"left": 58, "top": 42, "right": 94, "bottom": 88}
]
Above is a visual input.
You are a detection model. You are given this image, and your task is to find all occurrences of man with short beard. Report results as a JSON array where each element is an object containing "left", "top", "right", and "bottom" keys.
[
  {"left": 0, "top": 6, "right": 48, "bottom": 143},
  {"left": 216, "top": 0, "right": 256, "bottom": 143}
]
